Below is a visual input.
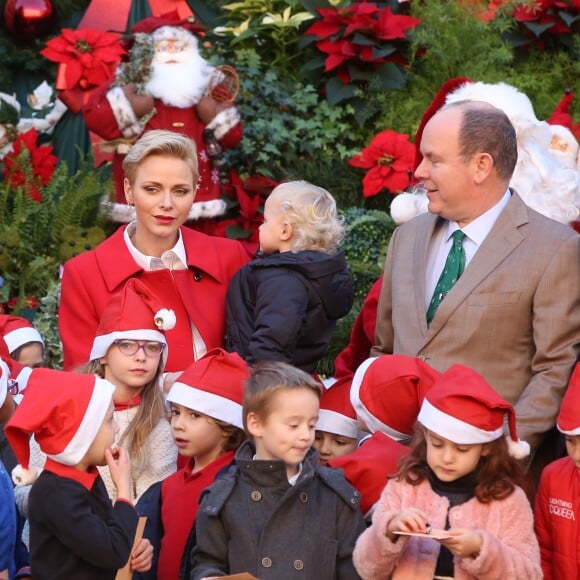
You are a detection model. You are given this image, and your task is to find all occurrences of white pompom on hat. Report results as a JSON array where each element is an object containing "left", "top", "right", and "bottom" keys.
[
  {"left": 417, "top": 364, "right": 530, "bottom": 459},
  {"left": 89, "top": 278, "right": 175, "bottom": 366},
  {"left": 166, "top": 348, "right": 248, "bottom": 429},
  {"left": 350, "top": 354, "right": 441, "bottom": 441},
  {"left": 556, "top": 363, "right": 580, "bottom": 436},
  {"left": 0, "top": 315, "right": 44, "bottom": 355},
  {"left": 316, "top": 376, "right": 359, "bottom": 440},
  {"left": 5, "top": 368, "right": 115, "bottom": 480}
]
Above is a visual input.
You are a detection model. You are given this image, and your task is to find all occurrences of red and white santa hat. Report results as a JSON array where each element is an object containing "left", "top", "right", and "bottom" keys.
[
  {"left": 5, "top": 368, "right": 115, "bottom": 481},
  {"left": 166, "top": 348, "right": 248, "bottom": 429},
  {"left": 131, "top": 9, "right": 205, "bottom": 42},
  {"left": 89, "top": 278, "right": 175, "bottom": 365},
  {"left": 350, "top": 354, "right": 441, "bottom": 441},
  {"left": 556, "top": 363, "right": 580, "bottom": 435},
  {"left": 0, "top": 315, "right": 44, "bottom": 355},
  {"left": 316, "top": 376, "right": 359, "bottom": 440},
  {"left": 417, "top": 364, "right": 530, "bottom": 459}
]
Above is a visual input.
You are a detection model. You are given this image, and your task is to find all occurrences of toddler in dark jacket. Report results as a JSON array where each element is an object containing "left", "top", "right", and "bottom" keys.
[{"left": 225, "top": 180, "right": 354, "bottom": 373}]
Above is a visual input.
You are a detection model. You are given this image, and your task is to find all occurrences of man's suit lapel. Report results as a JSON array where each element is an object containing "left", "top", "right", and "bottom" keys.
[{"left": 424, "top": 193, "right": 530, "bottom": 341}]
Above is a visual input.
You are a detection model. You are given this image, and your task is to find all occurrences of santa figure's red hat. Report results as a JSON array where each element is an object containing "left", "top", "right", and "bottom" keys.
[
  {"left": 166, "top": 348, "right": 248, "bottom": 429},
  {"left": 90, "top": 278, "right": 175, "bottom": 365},
  {"left": 5, "top": 368, "right": 115, "bottom": 483},
  {"left": 316, "top": 377, "right": 359, "bottom": 440},
  {"left": 418, "top": 364, "right": 530, "bottom": 459},
  {"left": 329, "top": 431, "right": 408, "bottom": 516},
  {"left": 556, "top": 363, "right": 580, "bottom": 436},
  {"left": 350, "top": 354, "right": 441, "bottom": 441},
  {"left": 130, "top": 9, "right": 205, "bottom": 37},
  {"left": 0, "top": 315, "right": 44, "bottom": 355}
]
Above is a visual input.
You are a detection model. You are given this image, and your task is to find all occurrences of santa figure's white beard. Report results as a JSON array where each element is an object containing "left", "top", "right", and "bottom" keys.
[{"left": 145, "top": 48, "right": 214, "bottom": 108}]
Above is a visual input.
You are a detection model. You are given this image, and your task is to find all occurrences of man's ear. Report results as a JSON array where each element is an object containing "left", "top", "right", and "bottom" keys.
[
  {"left": 472, "top": 152, "right": 493, "bottom": 185},
  {"left": 246, "top": 412, "right": 263, "bottom": 438}
]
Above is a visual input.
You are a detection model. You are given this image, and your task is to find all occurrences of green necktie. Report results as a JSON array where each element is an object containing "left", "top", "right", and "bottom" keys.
[{"left": 426, "top": 230, "right": 466, "bottom": 325}]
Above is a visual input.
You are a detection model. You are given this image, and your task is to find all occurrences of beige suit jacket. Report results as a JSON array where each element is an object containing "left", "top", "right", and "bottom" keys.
[{"left": 373, "top": 192, "right": 580, "bottom": 450}]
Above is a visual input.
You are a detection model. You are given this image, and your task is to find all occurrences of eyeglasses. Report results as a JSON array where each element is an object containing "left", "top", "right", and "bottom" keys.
[{"left": 113, "top": 340, "right": 165, "bottom": 358}]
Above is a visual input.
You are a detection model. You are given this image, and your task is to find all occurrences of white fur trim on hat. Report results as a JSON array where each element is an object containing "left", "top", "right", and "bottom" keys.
[
  {"left": 557, "top": 422, "right": 580, "bottom": 436},
  {"left": 167, "top": 381, "right": 243, "bottom": 429},
  {"left": 154, "top": 309, "right": 176, "bottom": 331},
  {"left": 350, "top": 356, "right": 409, "bottom": 441},
  {"left": 506, "top": 435, "right": 530, "bottom": 460},
  {"left": 316, "top": 409, "right": 359, "bottom": 439},
  {"left": 12, "top": 464, "right": 39, "bottom": 486},
  {"left": 48, "top": 378, "right": 115, "bottom": 466},
  {"left": 418, "top": 398, "right": 504, "bottom": 444},
  {"left": 4, "top": 327, "right": 44, "bottom": 353},
  {"left": 151, "top": 26, "right": 198, "bottom": 47},
  {"left": 90, "top": 329, "right": 166, "bottom": 361},
  {"left": 101, "top": 197, "right": 227, "bottom": 223}
]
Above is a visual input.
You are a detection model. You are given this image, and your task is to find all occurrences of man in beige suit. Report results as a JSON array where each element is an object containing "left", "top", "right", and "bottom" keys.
[{"left": 373, "top": 100, "right": 580, "bottom": 454}]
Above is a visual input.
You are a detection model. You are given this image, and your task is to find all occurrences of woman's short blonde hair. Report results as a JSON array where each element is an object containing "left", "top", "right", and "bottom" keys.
[
  {"left": 272, "top": 181, "right": 346, "bottom": 254},
  {"left": 123, "top": 129, "right": 199, "bottom": 186}
]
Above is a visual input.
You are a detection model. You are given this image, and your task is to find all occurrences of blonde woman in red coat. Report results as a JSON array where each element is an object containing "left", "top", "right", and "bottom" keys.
[{"left": 59, "top": 130, "right": 249, "bottom": 375}]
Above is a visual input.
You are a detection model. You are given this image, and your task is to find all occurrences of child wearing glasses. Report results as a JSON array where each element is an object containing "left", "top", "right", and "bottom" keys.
[{"left": 81, "top": 278, "right": 178, "bottom": 503}]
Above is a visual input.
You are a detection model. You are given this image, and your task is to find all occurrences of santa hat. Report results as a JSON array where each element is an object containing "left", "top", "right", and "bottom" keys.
[
  {"left": 131, "top": 9, "right": 205, "bottom": 38},
  {"left": 329, "top": 431, "right": 408, "bottom": 516},
  {"left": 89, "top": 278, "right": 175, "bottom": 365},
  {"left": 417, "top": 364, "right": 530, "bottom": 459},
  {"left": 166, "top": 348, "right": 248, "bottom": 429},
  {"left": 350, "top": 354, "right": 441, "bottom": 441},
  {"left": 414, "top": 77, "right": 472, "bottom": 170},
  {"left": 556, "top": 363, "right": 580, "bottom": 436},
  {"left": 0, "top": 315, "right": 44, "bottom": 355},
  {"left": 316, "top": 377, "right": 359, "bottom": 440},
  {"left": 5, "top": 368, "right": 115, "bottom": 482}
]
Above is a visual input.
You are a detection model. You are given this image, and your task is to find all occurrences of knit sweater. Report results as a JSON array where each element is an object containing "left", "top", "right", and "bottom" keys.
[
  {"left": 97, "top": 406, "right": 177, "bottom": 502},
  {"left": 353, "top": 477, "right": 541, "bottom": 580}
]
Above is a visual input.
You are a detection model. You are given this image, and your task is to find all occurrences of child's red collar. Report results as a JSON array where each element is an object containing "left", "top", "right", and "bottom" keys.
[{"left": 44, "top": 458, "right": 99, "bottom": 491}]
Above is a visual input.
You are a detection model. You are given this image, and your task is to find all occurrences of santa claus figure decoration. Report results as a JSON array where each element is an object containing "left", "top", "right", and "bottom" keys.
[{"left": 83, "top": 10, "right": 243, "bottom": 225}]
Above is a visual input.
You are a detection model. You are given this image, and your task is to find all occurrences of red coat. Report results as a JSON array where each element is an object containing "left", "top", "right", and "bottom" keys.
[
  {"left": 534, "top": 456, "right": 580, "bottom": 580},
  {"left": 83, "top": 83, "right": 243, "bottom": 204},
  {"left": 59, "top": 226, "right": 249, "bottom": 372}
]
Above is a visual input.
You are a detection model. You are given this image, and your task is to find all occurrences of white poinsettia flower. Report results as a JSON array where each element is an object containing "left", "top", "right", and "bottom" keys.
[{"left": 154, "top": 308, "right": 176, "bottom": 331}]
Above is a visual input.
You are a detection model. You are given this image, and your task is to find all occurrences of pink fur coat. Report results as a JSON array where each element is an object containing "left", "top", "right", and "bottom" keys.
[{"left": 353, "top": 477, "right": 541, "bottom": 580}]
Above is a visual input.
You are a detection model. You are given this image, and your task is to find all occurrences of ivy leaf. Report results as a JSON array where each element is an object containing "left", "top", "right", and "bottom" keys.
[{"left": 326, "top": 78, "right": 357, "bottom": 105}]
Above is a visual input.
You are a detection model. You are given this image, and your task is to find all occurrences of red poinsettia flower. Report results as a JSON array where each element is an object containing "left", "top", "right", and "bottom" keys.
[
  {"left": 305, "top": 3, "right": 420, "bottom": 83},
  {"left": 3, "top": 129, "right": 57, "bottom": 202},
  {"left": 349, "top": 130, "right": 415, "bottom": 198},
  {"left": 41, "top": 28, "right": 125, "bottom": 91}
]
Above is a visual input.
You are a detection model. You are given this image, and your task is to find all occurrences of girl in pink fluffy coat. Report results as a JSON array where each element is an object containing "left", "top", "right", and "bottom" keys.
[{"left": 353, "top": 364, "right": 542, "bottom": 580}]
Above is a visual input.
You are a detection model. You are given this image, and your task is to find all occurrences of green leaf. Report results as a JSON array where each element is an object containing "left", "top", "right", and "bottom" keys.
[{"left": 326, "top": 78, "right": 357, "bottom": 105}]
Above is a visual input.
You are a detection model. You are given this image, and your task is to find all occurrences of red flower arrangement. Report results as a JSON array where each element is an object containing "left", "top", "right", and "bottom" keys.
[
  {"left": 305, "top": 3, "right": 420, "bottom": 84},
  {"left": 349, "top": 129, "right": 415, "bottom": 198},
  {"left": 41, "top": 28, "right": 126, "bottom": 112},
  {"left": 3, "top": 129, "right": 57, "bottom": 202},
  {"left": 41, "top": 28, "right": 126, "bottom": 90},
  {"left": 479, "top": 0, "right": 579, "bottom": 47}
]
